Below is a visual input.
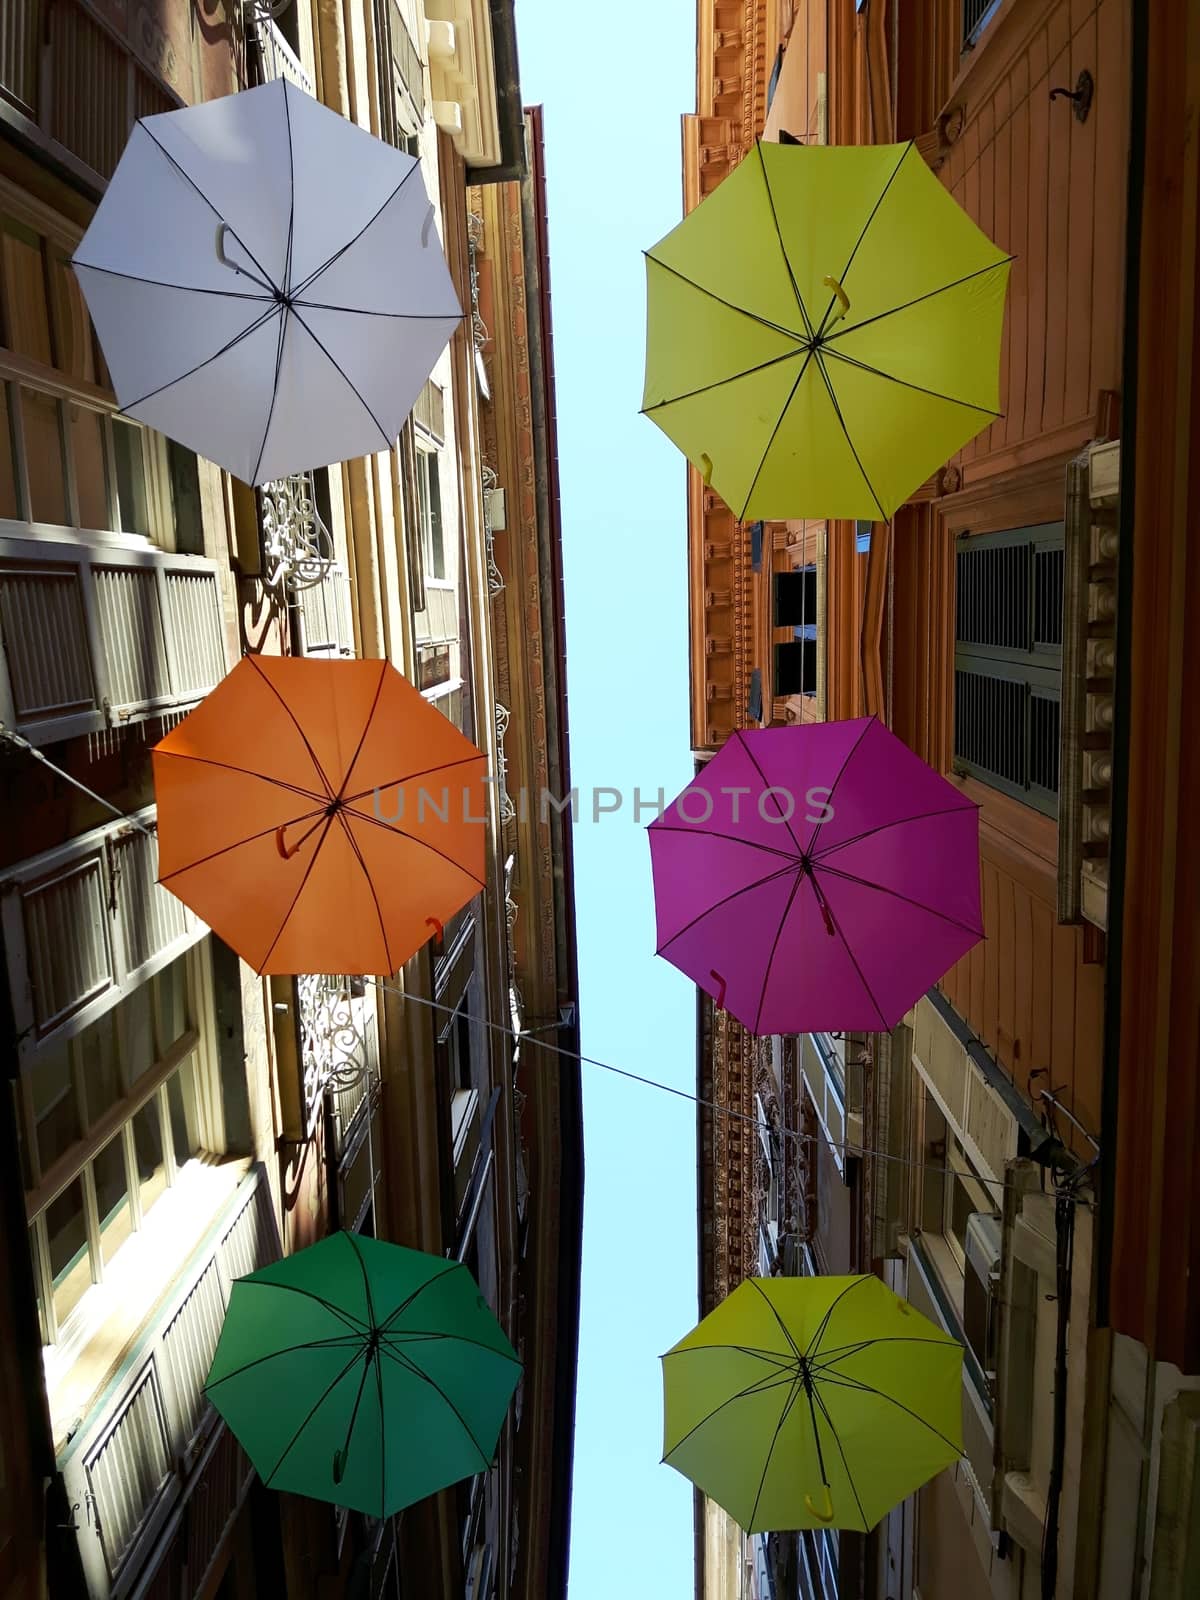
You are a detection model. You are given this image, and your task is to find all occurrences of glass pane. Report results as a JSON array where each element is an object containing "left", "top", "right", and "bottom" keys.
[
  {"left": 155, "top": 958, "right": 189, "bottom": 1054},
  {"left": 0, "top": 383, "right": 18, "bottom": 519},
  {"left": 77, "top": 1010, "right": 121, "bottom": 1128},
  {"left": 21, "top": 388, "right": 68, "bottom": 526},
  {"left": 0, "top": 222, "right": 52, "bottom": 365},
  {"left": 28, "top": 1041, "right": 81, "bottom": 1176},
  {"left": 426, "top": 455, "right": 445, "bottom": 579},
  {"left": 167, "top": 440, "right": 204, "bottom": 554},
  {"left": 123, "top": 981, "right": 156, "bottom": 1084},
  {"left": 45, "top": 1176, "right": 90, "bottom": 1327},
  {"left": 132, "top": 1095, "right": 167, "bottom": 1219},
  {"left": 113, "top": 419, "right": 150, "bottom": 537},
  {"left": 30, "top": 1226, "right": 48, "bottom": 1345},
  {"left": 167, "top": 1058, "right": 200, "bottom": 1171},
  {"left": 93, "top": 1133, "right": 132, "bottom": 1264},
  {"left": 49, "top": 249, "right": 96, "bottom": 384},
  {"left": 69, "top": 404, "right": 109, "bottom": 531}
]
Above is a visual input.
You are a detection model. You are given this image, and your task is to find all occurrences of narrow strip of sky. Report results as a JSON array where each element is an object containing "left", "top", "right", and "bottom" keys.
[{"left": 514, "top": 6, "right": 700, "bottom": 1596}]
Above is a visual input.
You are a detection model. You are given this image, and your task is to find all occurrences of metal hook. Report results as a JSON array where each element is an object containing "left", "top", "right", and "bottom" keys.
[{"left": 1049, "top": 69, "right": 1093, "bottom": 122}]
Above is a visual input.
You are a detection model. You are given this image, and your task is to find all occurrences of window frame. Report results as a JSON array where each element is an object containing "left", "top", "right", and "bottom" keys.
[
  {"left": 414, "top": 440, "right": 446, "bottom": 583},
  {"left": 19, "top": 942, "right": 218, "bottom": 1348},
  {"left": 953, "top": 521, "right": 1065, "bottom": 816}
]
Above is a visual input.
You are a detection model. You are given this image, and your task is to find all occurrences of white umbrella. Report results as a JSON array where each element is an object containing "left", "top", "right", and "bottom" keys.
[{"left": 72, "top": 79, "right": 462, "bottom": 486}]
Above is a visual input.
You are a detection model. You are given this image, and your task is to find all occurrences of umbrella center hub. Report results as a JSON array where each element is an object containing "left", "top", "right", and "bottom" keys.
[
  {"left": 324, "top": 799, "right": 343, "bottom": 818},
  {"left": 273, "top": 287, "right": 296, "bottom": 309}
]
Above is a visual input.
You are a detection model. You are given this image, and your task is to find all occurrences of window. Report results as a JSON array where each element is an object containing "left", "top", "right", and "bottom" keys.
[
  {"left": 963, "top": 0, "right": 1002, "bottom": 50},
  {"left": 747, "top": 668, "right": 763, "bottom": 723},
  {"left": 954, "top": 522, "right": 1064, "bottom": 815},
  {"left": 855, "top": 520, "right": 872, "bottom": 555},
  {"left": 1, "top": 209, "right": 205, "bottom": 552},
  {"left": 915, "top": 1086, "right": 997, "bottom": 1404},
  {"left": 749, "top": 521, "right": 764, "bottom": 572},
  {"left": 774, "top": 567, "right": 818, "bottom": 698},
  {"left": 16, "top": 947, "right": 212, "bottom": 1345},
  {"left": 416, "top": 447, "right": 445, "bottom": 581}
]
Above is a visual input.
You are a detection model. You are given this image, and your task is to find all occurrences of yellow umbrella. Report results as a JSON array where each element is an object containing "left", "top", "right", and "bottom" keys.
[
  {"left": 661, "top": 1275, "right": 962, "bottom": 1531},
  {"left": 642, "top": 140, "right": 1011, "bottom": 521}
]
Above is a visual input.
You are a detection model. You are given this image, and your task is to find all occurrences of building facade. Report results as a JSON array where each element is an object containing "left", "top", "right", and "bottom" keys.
[
  {"left": 687, "top": 2, "right": 1200, "bottom": 1598},
  {"left": 0, "top": 5, "right": 580, "bottom": 1599}
]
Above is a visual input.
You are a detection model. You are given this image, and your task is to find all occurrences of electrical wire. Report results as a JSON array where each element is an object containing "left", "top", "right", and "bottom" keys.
[{"left": 366, "top": 978, "right": 1095, "bottom": 1209}]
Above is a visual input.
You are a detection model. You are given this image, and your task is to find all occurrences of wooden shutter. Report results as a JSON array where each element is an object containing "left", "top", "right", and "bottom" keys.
[{"left": 0, "top": 533, "right": 227, "bottom": 744}]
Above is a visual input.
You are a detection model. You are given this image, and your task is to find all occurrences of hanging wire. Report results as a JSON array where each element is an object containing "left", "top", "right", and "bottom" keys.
[
  {"left": 0, "top": 726, "right": 156, "bottom": 837},
  {"left": 365, "top": 978, "right": 1096, "bottom": 1209}
]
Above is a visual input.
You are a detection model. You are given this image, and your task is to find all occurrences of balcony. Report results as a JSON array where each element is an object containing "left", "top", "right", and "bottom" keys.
[
  {"left": 57, "top": 1168, "right": 279, "bottom": 1599},
  {"left": 962, "top": 0, "right": 1002, "bottom": 51}
]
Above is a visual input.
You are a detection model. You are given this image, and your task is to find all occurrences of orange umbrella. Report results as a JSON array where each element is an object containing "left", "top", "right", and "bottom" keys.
[{"left": 153, "top": 656, "right": 488, "bottom": 975}]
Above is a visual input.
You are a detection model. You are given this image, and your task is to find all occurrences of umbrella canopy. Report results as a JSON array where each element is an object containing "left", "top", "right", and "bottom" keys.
[
  {"left": 72, "top": 78, "right": 461, "bottom": 485},
  {"left": 662, "top": 1275, "right": 962, "bottom": 1532},
  {"left": 205, "top": 1232, "right": 521, "bottom": 1517},
  {"left": 647, "top": 717, "right": 982, "bottom": 1033},
  {"left": 642, "top": 140, "right": 1011, "bottom": 520},
  {"left": 153, "top": 656, "right": 487, "bottom": 975}
]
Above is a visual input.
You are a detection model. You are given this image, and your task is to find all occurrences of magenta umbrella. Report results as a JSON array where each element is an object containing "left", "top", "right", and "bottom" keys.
[{"left": 648, "top": 717, "right": 983, "bottom": 1034}]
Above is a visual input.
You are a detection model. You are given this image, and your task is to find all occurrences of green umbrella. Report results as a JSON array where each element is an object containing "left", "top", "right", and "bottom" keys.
[{"left": 204, "top": 1231, "right": 521, "bottom": 1517}]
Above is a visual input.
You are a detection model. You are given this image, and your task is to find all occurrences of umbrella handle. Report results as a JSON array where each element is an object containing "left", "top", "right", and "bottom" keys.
[
  {"left": 275, "top": 825, "right": 299, "bottom": 860},
  {"left": 426, "top": 915, "right": 444, "bottom": 945},
  {"left": 421, "top": 205, "right": 436, "bottom": 248},
  {"left": 215, "top": 223, "right": 242, "bottom": 276},
  {"left": 822, "top": 275, "right": 851, "bottom": 322},
  {"left": 805, "top": 1485, "right": 835, "bottom": 1523},
  {"left": 709, "top": 969, "right": 726, "bottom": 1009},
  {"left": 699, "top": 453, "right": 714, "bottom": 486}
]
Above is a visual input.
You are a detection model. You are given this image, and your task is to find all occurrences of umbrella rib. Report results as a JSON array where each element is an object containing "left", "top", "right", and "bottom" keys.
[
  {"left": 811, "top": 1335, "right": 958, "bottom": 1373},
  {"left": 257, "top": 813, "right": 338, "bottom": 971},
  {"left": 755, "top": 139, "right": 816, "bottom": 340},
  {"left": 375, "top": 1345, "right": 386, "bottom": 1520},
  {"left": 262, "top": 1348, "right": 365, "bottom": 1487},
  {"left": 735, "top": 346, "right": 817, "bottom": 522},
  {"left": 815, "top": 861, "right": 984, "bottom": 937},
  {"left": 751, "top": 871, "right": 803, "bottom": 1035},
  {"left": 156, "top": 809, "right": 329, "bottom": 885},
  {"left": 333, "top": 1347, "right": 375, "bottom": 1485},
  {"left": 333, "top": 810, "right": 396, "bottom": 974},
  {"left": 654, "top": 864, "right": 799, "bottom": 959},
  {"left": 245, "top": 655, "right": 337, "bottom": 800},
  {"left": 736, "top": 730, "right": 806, "bottom": 853},
  {"left": 233, "top": 1278, "right": 368, "bottom": 1333},
  {"left": 385, "top": 1329, "right": 522, "bottom": 1367},
  {"left": 748, "top": 1373, "right": 805, "bottom": 1531},
  {"left": 648, "top": 823, "right": 799, "bottom": 864},
  {"left": 152, "top": 749, "right": 326, "bottom": 804},
  {"left": 282, "top": 79, "right": 297, "bottom": 298},
  {"left": 807, "top": 871, "right": 893, "bottom": 1029},
  {"left": 813, "top": 802, "right": 976, "bottom": 862},
  {"left": 662, "top": 1369, "right": 801, "bottom": 1462},
  {"left": 117, "top": 301, "right": 282, "bottom": 417},
  {"left": 249, "top": 303, "right": 291, "bottom": 486},
  {"left": 136, "top": 121, "right": 280, "bottom": 294},
  {"left": 643, "top": 252, "right": 805, "bottom": 340},
  {"left": 820, "top": 344, "right": 1002, "bottom": 418},
  {"left": 639, "top": 347, "right": 808, "bottom": 416},
  {"left": 341, "top": 751, "right": 488, "bottom": 808},
  {"left": 811, "top": 351, "right": 888, "bottom": 521},
  {"left": 343, "top": 806, "right": 488, "bottom": 892},
  {"left": 344, "top": 1229, "right": 378, "bottom": 1327},
  {"left": 747, "top": 1277, "right": 803, "bottom": 1362},
  {"left": 289, "top": 304, "right": 394, "bottom": 454},
  {"left": 810, "top": 1384, "right": 870, "bottom": 1529},
  {"left": 378, "top": 1344, "right": 492, "bottom": 1471},
  {"left": 203, "top": 1334, "right": 365, "bottom": 1393},
  {"left": 70, "top": 261, "right": 274, "bottom": 303},
  {"left": 823, "top": 257, "right": 1016, "bottom": 345},
  {"left": 379, "top": 1262, "right": 463, "bottom": 1333},
  {"left": 290, "top": 162, "right": 422, "bottom": 301},
  {"left": 813, "top": 141, "right": 913, "bottom": 343},
  {"left": 663, "top": 1342, "right": 797, "bottom": 1369},
  {"left": 805, "top": 1276, "right": 870, "bottom": 1359},
  {"left": 804, "top": 716, "right": 878, "bottom": 856},
  {"left": 817, "top": 1370, "right": 963, "bottom": 1456},
  {"left": 334, "top": 660, "right": 389, "bottom": 800},
  {"left": 293, "top": 300, "right": 464, "bottom": 321}
]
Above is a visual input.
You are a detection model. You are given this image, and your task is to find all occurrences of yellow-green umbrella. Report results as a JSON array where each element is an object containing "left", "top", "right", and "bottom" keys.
[
  {"left": 642, "top": 140, "right": 1011, "bottom": 521},
  {"left": 661, "top": 1275, "right": 962, "bottom": 1531}
]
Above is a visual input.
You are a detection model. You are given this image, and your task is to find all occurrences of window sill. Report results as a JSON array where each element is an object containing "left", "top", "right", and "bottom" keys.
[{"left": 44, "top": 1154, "right": 252, "bottom": 1452}]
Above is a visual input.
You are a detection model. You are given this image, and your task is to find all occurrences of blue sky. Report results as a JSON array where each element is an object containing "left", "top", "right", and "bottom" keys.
[{"left": 515, "top": 5, "right": 699, "bottom": 1594}]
